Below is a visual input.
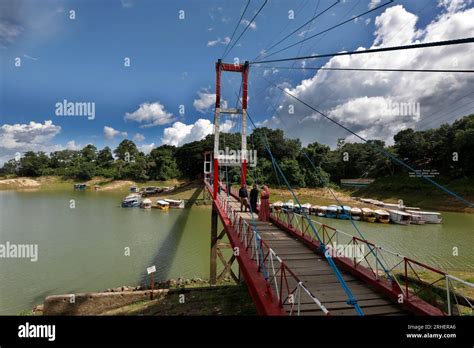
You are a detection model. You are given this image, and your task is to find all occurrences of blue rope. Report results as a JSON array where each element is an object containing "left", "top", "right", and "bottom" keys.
[{"left": 246, "top": 112, "right": 364, "bottom": 316}]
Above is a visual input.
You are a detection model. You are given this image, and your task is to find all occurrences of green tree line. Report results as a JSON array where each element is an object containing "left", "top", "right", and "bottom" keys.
[{"left": 1, "top": 115, "right": 473, "bottom": 186}]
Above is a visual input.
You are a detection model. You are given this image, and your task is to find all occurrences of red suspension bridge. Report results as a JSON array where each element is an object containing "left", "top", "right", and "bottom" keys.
[{"left": 203, "top": 59, "right": 473, "bottom": 317}]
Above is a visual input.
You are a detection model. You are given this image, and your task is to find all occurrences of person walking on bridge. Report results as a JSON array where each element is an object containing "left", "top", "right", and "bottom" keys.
[
  {"left": 258, "top": 185, "right": 270, "bottom": 222},
  {"left": 249, "top": 184, "right": 259, "bottom": 213},
  {"left": 239, "top": 184, "right": 249, "bottom": 212}
]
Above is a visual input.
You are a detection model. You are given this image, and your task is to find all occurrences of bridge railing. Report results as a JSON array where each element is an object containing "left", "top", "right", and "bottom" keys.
[
  {"left": 214, "top": 191, "right": 329, "bottom": 315},
  {"left": 270, "top": 208, "right": 474, "bottom": 316}
]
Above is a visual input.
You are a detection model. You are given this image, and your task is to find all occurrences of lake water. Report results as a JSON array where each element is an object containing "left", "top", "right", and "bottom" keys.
[{"left": 0, "top": 190, "right": 473, "bottom": 314}]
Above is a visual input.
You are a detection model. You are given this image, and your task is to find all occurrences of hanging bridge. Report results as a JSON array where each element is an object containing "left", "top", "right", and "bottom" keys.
[{"left": 202, "top": 1, "right": 474, "bottom": 316}]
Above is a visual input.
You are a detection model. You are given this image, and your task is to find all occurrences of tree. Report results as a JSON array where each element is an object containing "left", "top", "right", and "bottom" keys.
[
  {"left": 97, "top": 147, "right": 114, "bottom": 167},
  {"left": 148, "top": 146, "right": 179, "bottom": 180},
  {"left": 114, "top": 140, "right": 139, "bottom": 162},
  {"left": 18, "top": 152, "right": 49, "bottom": 177},
  {"left": 80, "top": 144, "right": 97, "bottom": 163}
]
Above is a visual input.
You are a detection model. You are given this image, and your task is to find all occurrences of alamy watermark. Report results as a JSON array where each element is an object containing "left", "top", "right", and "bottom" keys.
[
  {"left": 0, "top": 241, "right": 38, "bottom": 262},
  {"left": 381, "top": 99, "right": 420, "bottom": 118},
  {"left": 324, "top": 242, "right": 364, "bottom": 262},
  {"left": 55, "top": 99, "right": 95, "bottom": 120},
  {"left": 217, "top": 147, "right": 257, "bottom": 167}
]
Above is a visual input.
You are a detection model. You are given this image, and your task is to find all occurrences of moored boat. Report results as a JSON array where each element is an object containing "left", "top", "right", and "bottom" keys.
[
  {"left": 406, "top": 210, "right": 442, "bottom": 224},
  {"left": 317, "top": 206, "right": 327, "bottom": 217},
  {"left": 141, "top": 198, "right": 152, "bottom": 209},
  {"left": 388, "top": 210, "right": 411, "bottom": 225},
  {"left": 337, "top": 205, "right": 351, "bottom": 220},
  {"left": 361, "top": 208, "right": 376, "bottom": 223},
  {"left": 130, "top": 186, "right": 139, "bottom": 193},
  {"left": 74, "top": 183, "right": 87, "bottom": 190},
  {"left": 283, "top": 200, "right": 294, "bottom": 212},
  {"left": 409, "top": 213, "right": 426, "bottom": 225},
  {"left": 374, "top": 209, "right": 390, "bottom": 223},
  {"left": 164, "top": 198, "right": 185, "bottom": 209},
  {"left": 309, "top": 205, "right": 320, "bottom": 215},
  {"left": 121, "top": 194, "right": 142, "bottom": 208},
  {"left": 350, "top": 207, "right": 362, "bottom": 221},
  {"left": 272, "top": 201, "right": 283, "bottom": 211},
  {"left": 325, "top": 205, "right": 338, "bottom": 219},
  {"left": 155, "top": 200, "right": 170, "bottom": 211}
]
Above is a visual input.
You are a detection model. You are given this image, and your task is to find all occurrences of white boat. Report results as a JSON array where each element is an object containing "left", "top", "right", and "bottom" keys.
[
  {"left": 406, "top": 210, "right": 442, "bottom": 224},
  {"left": 409, "top": 213, "right": 426, "bottom": 225},
  {"left": 350, "top": 207, "right": 362, "bottom": 220},
  {"left": 141, "top": 198, "right": 152, "bottom": 209},
  {"left": 317, "top": 206, "right": 327, "bottom": 217},
  {"left": 361, "top": 208, "right": 376, "bottom": 223},
  {"left": 121, "top": 194, "right": 142, "bottom": 208},
  {"left": 164, "top": 198, "right": 185, "bottom": 209},
  {"left": 388, "top": 210, "right": 412, "bottom": 225},
  {"left": 310, "top": 205, "right": 320, "bottom": 215},
  {"left": 374, "top": 209, "right": 390, "bottom": 223},
  {"left": 301, "top": 203, "right": 312, "bottom": 213},
  {"left": 283, "top": 200, "right": 294, "bottom": 211},
  {"left": 272, "top": 201, "right": 283, "bottom": 211}
]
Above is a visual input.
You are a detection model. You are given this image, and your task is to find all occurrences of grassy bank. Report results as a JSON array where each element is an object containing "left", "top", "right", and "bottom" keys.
[{"left": 352, "top": 175, "right": 474, "bottom": 213}]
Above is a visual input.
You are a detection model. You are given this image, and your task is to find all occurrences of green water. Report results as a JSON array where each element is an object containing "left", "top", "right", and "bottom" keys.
[
  {"left": 0, "top": 190, "right": 211, "bottom": 315},
  {"left": 0, "top": 190, "right": 473, "bottom": 314}
]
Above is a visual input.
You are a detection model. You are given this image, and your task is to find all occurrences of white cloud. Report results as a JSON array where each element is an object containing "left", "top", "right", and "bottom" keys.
[
  {"left": 161, "top": 119, "right": 233, "bottom": 147},
  {"left": 369, "top": 0, "right": 382, "bottom": 10},
  {"left": 124, "top": 101, "right": 175, "bottom": 127},
  {"left": 193, "top": 90, "right": 228, "bottom": 114},
  {"left": 133, "top": 133, "right": 145, "bottom": 142},
  {"left": 207, "top": 36, "right": 230, "bottom": 47},
  {"left": 265, "top": 4, "right": 474, "bottom": 147},
  {"left": 0, "top": 20, "right": 23, "bottom": 45},
  {"left": 66, "top": 140, "right": 80, "bottom": 150},
  {"left": 241, "top": 19, "right": 257, "bottom": 30},
  {"left": 0, "top": 120, "right": 62, "bottom": 164},
  {"left": 120, "top": 0, "right": 134, "bottom": 8},
  {"left": 438, "top": 0, "right": 472, "bottom": 13},
  {"left": 104, "top": 126, "right": 127, "bottom": 140},
  {"left": 139, "top": 143, "right": 155, "bottom": 154}
]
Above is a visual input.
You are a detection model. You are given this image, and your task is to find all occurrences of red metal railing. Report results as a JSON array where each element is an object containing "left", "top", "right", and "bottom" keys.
[
  {"left": 270, "top": 208, "right": 473, "bottom": 315},
  {"left": 206, "top": 180, "right": 329, "bottom": 315}
]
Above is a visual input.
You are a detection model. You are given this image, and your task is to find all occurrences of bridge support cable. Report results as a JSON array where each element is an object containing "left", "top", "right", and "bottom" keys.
[
  {"left": 253, "top": 0, "right": 339, "bottom": 61},
  {"left": 251, "top": 37, "right": 474, "bottom": 65},
  {"left": 222, "top": 0, "right": 251, "bottom": 59},
  {"left": 259, "top": 66, "right": 474, "bottom": 73},
  {"left": 231, "top": 88, "right": 364, "bottom": 315},
  {"left": 263, "top": 76, "right": 474, "bottom": 208},
  {"left": 254, "top": 0, "right": 394, "bottom": 62}
]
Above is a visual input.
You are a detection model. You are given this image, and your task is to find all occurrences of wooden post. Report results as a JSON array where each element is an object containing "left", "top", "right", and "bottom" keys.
[
  {"left": 210, "top": 203, "right": 218, "bottom": 286},
  {"left": 150, "top": 272, "right": 154, "bottom": 300}
]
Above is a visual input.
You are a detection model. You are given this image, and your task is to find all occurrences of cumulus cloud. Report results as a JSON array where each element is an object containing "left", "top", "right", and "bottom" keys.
[
  {"left": 66, "top": 140, "right": 80, "bottom": 150},
  {"left": 138, "top": 143, "right": 155, "bottom": 154},
  {"left": 207, "top": 36, "right": 230, "bottom": 47},
  {"left": 369, "top": 0, "right": 382, "bottom": 10},
  {"left": 104, "top": 126, "right": 127, "bottom": 140},
  {"left": 124, "top": 102, "right": 175, "bottom": 127},
  {"left": 0, "top": 120, "right": 62, "bottom": 163},
  {"left": 0, "top": 20, "right": 23, "bottom": 46},
  {"left": 263, "top": 4, "right": 474, "bottom": 147},
  {"left": 193, "top": 90, "right": 228, "bottom": 114},
  {"left": 133, "top": 133, "right": 145, "bottom": 142},
  {"left": 161, "top": 119, "right": 233, "bottom": 146}
]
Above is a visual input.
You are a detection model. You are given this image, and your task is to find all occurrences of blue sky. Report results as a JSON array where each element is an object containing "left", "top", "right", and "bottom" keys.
[{"left": 1, "top": 0, "right": 473, "bottom": 162}]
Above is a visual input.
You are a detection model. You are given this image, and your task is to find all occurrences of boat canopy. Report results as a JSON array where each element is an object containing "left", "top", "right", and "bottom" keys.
[{"left": 156, "top": 200, "right": 170, "bottom": 205}]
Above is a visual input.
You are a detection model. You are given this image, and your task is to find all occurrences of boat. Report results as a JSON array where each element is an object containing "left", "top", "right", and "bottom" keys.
[
  {"left": 74, "top": 183, "right": 87, "bottom": 190},
  {"left": 121, "top": 194, "right": 142, "bottom": 208},
  {"left": 283, "top": 200, "right": 294, "bottom": 212},
  {"left": 164, "top": 198, "right": 185, "bottom": 209},
  {"left": 162, "top": 186, "right": 175, "bottom": 193},
  {"left": 130, "top": 186, "right": 139, "bottom": 193},
  {"left": 374, "top": 209, "right": 390, "bottom": 223},
  {"left": 336, "top": 206, "right": 351, "bottom": 220},
  {"left": 350, "top": 207, "right": 362, "bottom": 221},
  {"left": 309, "top": 205, "right": 320, "bottom": 215},
  {"left": 388, "top": 210, "right": 412, "bottom": 225},
  {"left": 317, "top": 206, "right": 327, "bottom": 217},
  {"left": 361, "top": 208, "right": 376, "bottom": 223},
  {"left": 406, "top": 210, "right": 442, "bottom": 224},
  {"left": 142, "top": 186, "right": 158, "bottom": 197},
  {"left": 325, "top": 205, "right": 338, "bottom": 219},
  {"left": 409, "top": 213, "right": 426, "bottom": 225},
  {"left": 141, "top": 198, "right": 152, "bottom": 209},
  {"left": 155, "top": 200, "right": 170, "bottom": 210},
  {"left": 301, "top": 203, "right": 312, "bottom": 214},
  {"left": 272, "top": 201, "right": 283, "bottom": 211}
]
